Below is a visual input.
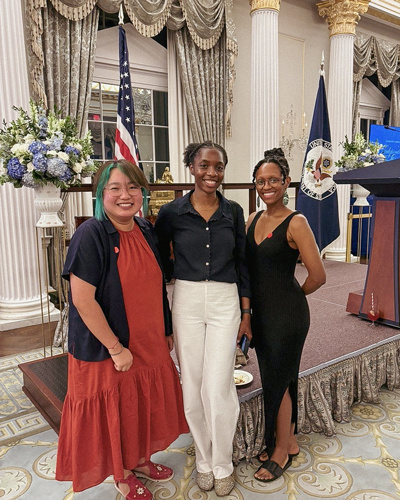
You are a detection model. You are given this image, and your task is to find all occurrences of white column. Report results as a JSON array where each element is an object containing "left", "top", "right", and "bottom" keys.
[
  {"left": 318, "top": 0, "right": 369, "bottom": 261},
  {"left": 249, "top": 1, "right": 280, "bottom": 176},
  {"left": 0, "top": 0, "right": 56, "bottom": 330},
  {"left": 324, "top": 35, "right": 354, "bottom": 261}
]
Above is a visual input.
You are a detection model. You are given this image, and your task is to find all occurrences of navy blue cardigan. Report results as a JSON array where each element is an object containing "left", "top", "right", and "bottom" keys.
[{"left": 63, "top": 216, "right": 172, "bottom": 362}]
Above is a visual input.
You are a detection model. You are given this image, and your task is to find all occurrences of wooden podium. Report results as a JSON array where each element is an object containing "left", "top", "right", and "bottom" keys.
[{"left": 334, "top": 159, "right": 400, "bottom": 327}]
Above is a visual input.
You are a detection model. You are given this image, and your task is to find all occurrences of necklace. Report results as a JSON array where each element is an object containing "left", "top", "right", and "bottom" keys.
[{"left": 191, "top": 195, "right": 219, "bottom": 211}]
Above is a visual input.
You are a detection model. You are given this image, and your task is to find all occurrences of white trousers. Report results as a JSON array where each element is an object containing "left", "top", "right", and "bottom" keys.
[{"left": 172, "top": 280, "right": 240, "bottom": 479}]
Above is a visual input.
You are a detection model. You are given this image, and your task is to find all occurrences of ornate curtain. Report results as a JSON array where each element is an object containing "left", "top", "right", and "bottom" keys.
[
  {"left": 124, "top": 0, "right": 237, "bottom": 143},
  {"left": 353, "top": 35, "right": 400, "bottom": 133},
  {"left": 175, "top": 26, "right": 225, "bottom": 144},
  {"left": 26, "top": 0, "right": 238, "bottom": 142}
]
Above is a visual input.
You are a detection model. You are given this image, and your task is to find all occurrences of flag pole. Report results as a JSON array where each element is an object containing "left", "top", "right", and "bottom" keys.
[
  {"left": 118, "top": 4, "right": 124, "bottom": 25},
  {"left": 320, "top": 51, "right": 325, "bottom": 76}
]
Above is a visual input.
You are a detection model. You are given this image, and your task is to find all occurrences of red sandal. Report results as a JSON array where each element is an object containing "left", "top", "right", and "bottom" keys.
[
  {"left": 133, "top": 460, "right": 174, "bottom": 482},
  {"left": 115, "top": 473, "right": 153, "bottom": 499}
]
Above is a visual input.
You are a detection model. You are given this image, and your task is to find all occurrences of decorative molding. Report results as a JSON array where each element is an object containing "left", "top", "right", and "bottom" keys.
[
  {"left": 249, "top": 0, "right": 280, "bottom": 14},
  {"left": 317, "top": 0, "right": 370, "bottom": 36},
  {"left": 367, "top": 6, "right": 400, "bottom": 27}
]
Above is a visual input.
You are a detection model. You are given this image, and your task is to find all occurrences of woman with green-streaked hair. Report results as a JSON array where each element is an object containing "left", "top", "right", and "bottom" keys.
[{"left": 56, "top": 160, "right": 189, "bottom": 499}]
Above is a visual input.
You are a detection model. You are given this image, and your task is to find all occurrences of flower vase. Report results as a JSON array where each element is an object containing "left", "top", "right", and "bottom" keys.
[
  {"left": 352, "top": 184, "right": 370, "bottom": 207},
  {"left": 34, "top": 183, "right": 64, "bottom": 227}
]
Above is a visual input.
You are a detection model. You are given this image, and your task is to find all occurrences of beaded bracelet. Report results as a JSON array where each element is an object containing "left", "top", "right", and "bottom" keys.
[
  {"left": 107, "top": 338, "right": 120, "bottom": 350},
  {"left": 110, "top": 347, "right": 123, "bottom": 356}
]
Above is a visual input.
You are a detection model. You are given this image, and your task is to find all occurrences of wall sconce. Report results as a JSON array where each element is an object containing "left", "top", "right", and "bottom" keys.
[{"left": 279, "top": 105, "right": 308, "bottom": 159}]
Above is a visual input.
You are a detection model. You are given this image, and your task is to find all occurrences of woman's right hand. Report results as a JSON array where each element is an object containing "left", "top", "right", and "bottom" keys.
[{"left": 113, "top": 347, "right": 133, "bottom": 372}]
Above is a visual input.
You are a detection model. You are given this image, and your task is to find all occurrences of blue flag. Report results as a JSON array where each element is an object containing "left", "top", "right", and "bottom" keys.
[{"left": 296, "top": 74, "right": 340, "bottom": 252}]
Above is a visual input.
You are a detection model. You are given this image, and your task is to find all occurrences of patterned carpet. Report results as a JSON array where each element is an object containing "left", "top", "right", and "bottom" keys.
[{"left": 1, "top": 349, "right": 400, "bottom": 499}]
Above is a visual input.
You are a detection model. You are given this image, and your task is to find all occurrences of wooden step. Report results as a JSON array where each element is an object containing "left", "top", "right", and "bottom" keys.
[{"left": 19, "top": 354, "right": 67, "bottom": 434}]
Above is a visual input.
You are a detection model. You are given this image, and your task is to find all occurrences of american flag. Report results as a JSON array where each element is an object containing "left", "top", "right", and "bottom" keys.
[{"left": 115, "top": 25, "right": 140, "bottom": 167}]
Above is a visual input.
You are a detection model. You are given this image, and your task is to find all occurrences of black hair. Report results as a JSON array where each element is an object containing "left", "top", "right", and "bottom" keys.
[
  {"left": 183, "top": 141, "right": 228, "bottom": 167},
  {"left": 252, "top": 147, "right": 290, "bottom": 182}
]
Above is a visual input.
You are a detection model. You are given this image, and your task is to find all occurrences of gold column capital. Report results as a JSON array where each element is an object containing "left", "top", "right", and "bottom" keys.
[
  {"left": 317, "top": 0, "right": 370, "bottom": 36},
  {"left": 249, "top": 0, "right": 281, "bottom": 15}
]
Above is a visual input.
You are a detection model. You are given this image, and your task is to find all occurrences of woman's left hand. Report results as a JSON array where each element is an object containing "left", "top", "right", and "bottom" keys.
[
  {"left": 237, "top": 315, "right": 252, "bottom": 344},
  {"left": 166, "top": 335, "right": 174, "bottom": 352}
]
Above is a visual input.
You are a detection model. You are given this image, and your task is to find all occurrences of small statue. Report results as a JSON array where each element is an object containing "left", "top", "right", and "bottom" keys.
[
  {"left": 148, "top": 167, "right": 175, "bottom": 217},
  {"left": 158, "top": 167, "right": 174, "bottom": 184}
]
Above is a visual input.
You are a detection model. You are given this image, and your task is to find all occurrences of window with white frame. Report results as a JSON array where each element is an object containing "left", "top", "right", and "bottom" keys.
[{"left": 88, "top": 82, "right": 169, "bottom": 183}]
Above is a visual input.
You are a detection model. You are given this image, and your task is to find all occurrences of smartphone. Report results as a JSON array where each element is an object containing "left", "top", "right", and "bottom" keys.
[{"left": 240, "top": 335, "right": 250, "bottom": 356}]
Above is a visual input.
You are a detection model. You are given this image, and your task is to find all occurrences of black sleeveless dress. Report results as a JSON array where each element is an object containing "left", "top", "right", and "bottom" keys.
[{"left": 246, "top": 211, "right": 310, "bottom": 449}]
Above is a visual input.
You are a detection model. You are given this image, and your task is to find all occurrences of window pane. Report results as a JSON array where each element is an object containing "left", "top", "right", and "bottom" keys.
[
  {"left": 133, "top": 88, "right": 152, "bottom": 124},
  {"left": 137, "top": 125, "right": 153, "bottom": 161},
  {"left": 360, "top": 119, "right": 368, "bottom": 139},
  {"left": 88, "top": 121, "right": 102, "bottom": 159},
  {"left": 155, "top": 127, "right": 169, "bottom": 161},
  {"left": 154, "top": 91, "right": 168, "bottom": 126},
  {"left": 142, "top": 162, "right": 155, "bottom": 183},
  {"left": 104, "top": 123, "right": 116, "bottom": 159},
  {"left": 102, "top": 87, "right": 118, "bottom": 122},
  {"left": 89, "top": 85, "right": 101, "bottom": 120}
]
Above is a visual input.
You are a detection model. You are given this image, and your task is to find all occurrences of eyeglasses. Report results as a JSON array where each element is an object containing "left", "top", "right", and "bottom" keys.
[
  {"left": 254, "top": 177, "right": 284, "bottom": 188},
  {"left": 104, "top": 186, "right": 142, "bottom": 197}
]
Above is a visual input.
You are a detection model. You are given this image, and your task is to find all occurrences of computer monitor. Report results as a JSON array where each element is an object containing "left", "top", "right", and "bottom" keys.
[{"left": 369, "top": 124, "right": 400, "bottom": 161}]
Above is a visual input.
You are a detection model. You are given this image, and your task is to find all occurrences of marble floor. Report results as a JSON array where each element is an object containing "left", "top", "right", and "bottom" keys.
[{"left": 1, "top": 349, "right": 400, "bottom": 499}]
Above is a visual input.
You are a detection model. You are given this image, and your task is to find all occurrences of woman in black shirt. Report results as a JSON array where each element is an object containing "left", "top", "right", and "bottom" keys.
[{"left": 155, "top": 142, "right": 251, "bottom": 497}]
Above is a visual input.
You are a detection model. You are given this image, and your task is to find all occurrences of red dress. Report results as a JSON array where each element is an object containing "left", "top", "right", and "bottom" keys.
[{"left": 56, "top": 224, "right": 188, "bottom": 492}]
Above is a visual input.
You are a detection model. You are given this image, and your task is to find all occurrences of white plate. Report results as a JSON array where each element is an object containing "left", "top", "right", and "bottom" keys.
[{"left": 234, "top": 370, "right": 253, "bottom": 386}]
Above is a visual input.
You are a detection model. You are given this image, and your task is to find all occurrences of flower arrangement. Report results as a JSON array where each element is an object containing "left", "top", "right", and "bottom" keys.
[
  {"left": 335, "top": 132, "right": 385, "bottom": 171},
  {"left": 0, "top": 101, "right": 98, "bottom": 189}
]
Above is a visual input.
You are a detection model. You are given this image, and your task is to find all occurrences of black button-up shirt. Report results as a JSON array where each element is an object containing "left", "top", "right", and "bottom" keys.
[{"left": 155, "top": 191, "right": 251, "bottom": 298}]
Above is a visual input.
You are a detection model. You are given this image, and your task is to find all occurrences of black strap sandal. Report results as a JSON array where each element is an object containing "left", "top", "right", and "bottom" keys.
[
  {"left": 254, "top": 457, "right": 292, "bottom": 483},
  {"left": 257, "top": 445, "right": 275, "bottom": 463}
]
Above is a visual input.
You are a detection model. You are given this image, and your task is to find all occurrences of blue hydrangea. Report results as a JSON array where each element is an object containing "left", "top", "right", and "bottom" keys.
[
  {"left": 32, "top": 153, "right": 47, "bottom": 172},
  {"left": 47, "top": 157, "right": 70, "bottom": 180},
  {"left": 38, "top": 116, "right": 48, "bottom": 138},
  {"left": 59, "top": 168, "right": 72, "bottom": 182},
  {"left": 28, "top": 141, "right": 48, "bottom": 155},
  {"left": 21, "top": 172, "right": 37, "bottom": 188},
  {"left": 64, "top": 146, "right": 80, "bottom": 157},
  {"left": 49, "top": 136, "right": 63, "bottom": 151},
  {"left": 7, "top": 157, "right": 26, "bottom": 179}
]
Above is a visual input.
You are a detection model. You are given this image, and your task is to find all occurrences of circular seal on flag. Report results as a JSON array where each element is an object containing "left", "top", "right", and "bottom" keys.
[{"left": 301, "top": 139, "right": 337, "bottom": 200}]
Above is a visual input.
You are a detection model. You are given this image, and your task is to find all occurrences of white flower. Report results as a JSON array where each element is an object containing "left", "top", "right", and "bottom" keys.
[
  {"left": 11, "top": 143, "right": 29, "bottom": 156},
  {"left": 27, "top": 162, "right": 34, "bottom": 172},
  {"left": 24, "top": 134, "right": 35, "bottom": 144},
  {"left": 47, "top": 150, "right": 57, "bottom": 157},
  {"left": 57, "top": 151, "right": 69, "bottom": 162},
  {"left": 71, "top": 142, "right": 83, "bottom": 151},
  {"left": 73, "top": 162, "right": 83, "bottom": 174}
]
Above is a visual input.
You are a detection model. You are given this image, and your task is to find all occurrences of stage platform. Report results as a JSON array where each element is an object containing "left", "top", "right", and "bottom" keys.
[{"left": 19, "top": 261, "right": 400, "bottom": 462}]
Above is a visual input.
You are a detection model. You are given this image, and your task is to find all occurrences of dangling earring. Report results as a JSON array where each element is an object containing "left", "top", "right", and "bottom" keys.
[
  {"left": 257, "top": 194, "right": 260, "bottom": 208},
  {"left": 283, "top": 190, "right": 289, "bottom": 206}
]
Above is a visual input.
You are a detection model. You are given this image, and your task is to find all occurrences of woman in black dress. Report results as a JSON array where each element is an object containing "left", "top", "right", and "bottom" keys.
[{"left": 246, "top": 148, "right": 326, "bottom": 482}]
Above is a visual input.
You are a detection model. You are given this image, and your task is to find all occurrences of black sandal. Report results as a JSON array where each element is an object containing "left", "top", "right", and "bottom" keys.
[{"left": 254, "top": 457, "right": 292, "bottom": 483}]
